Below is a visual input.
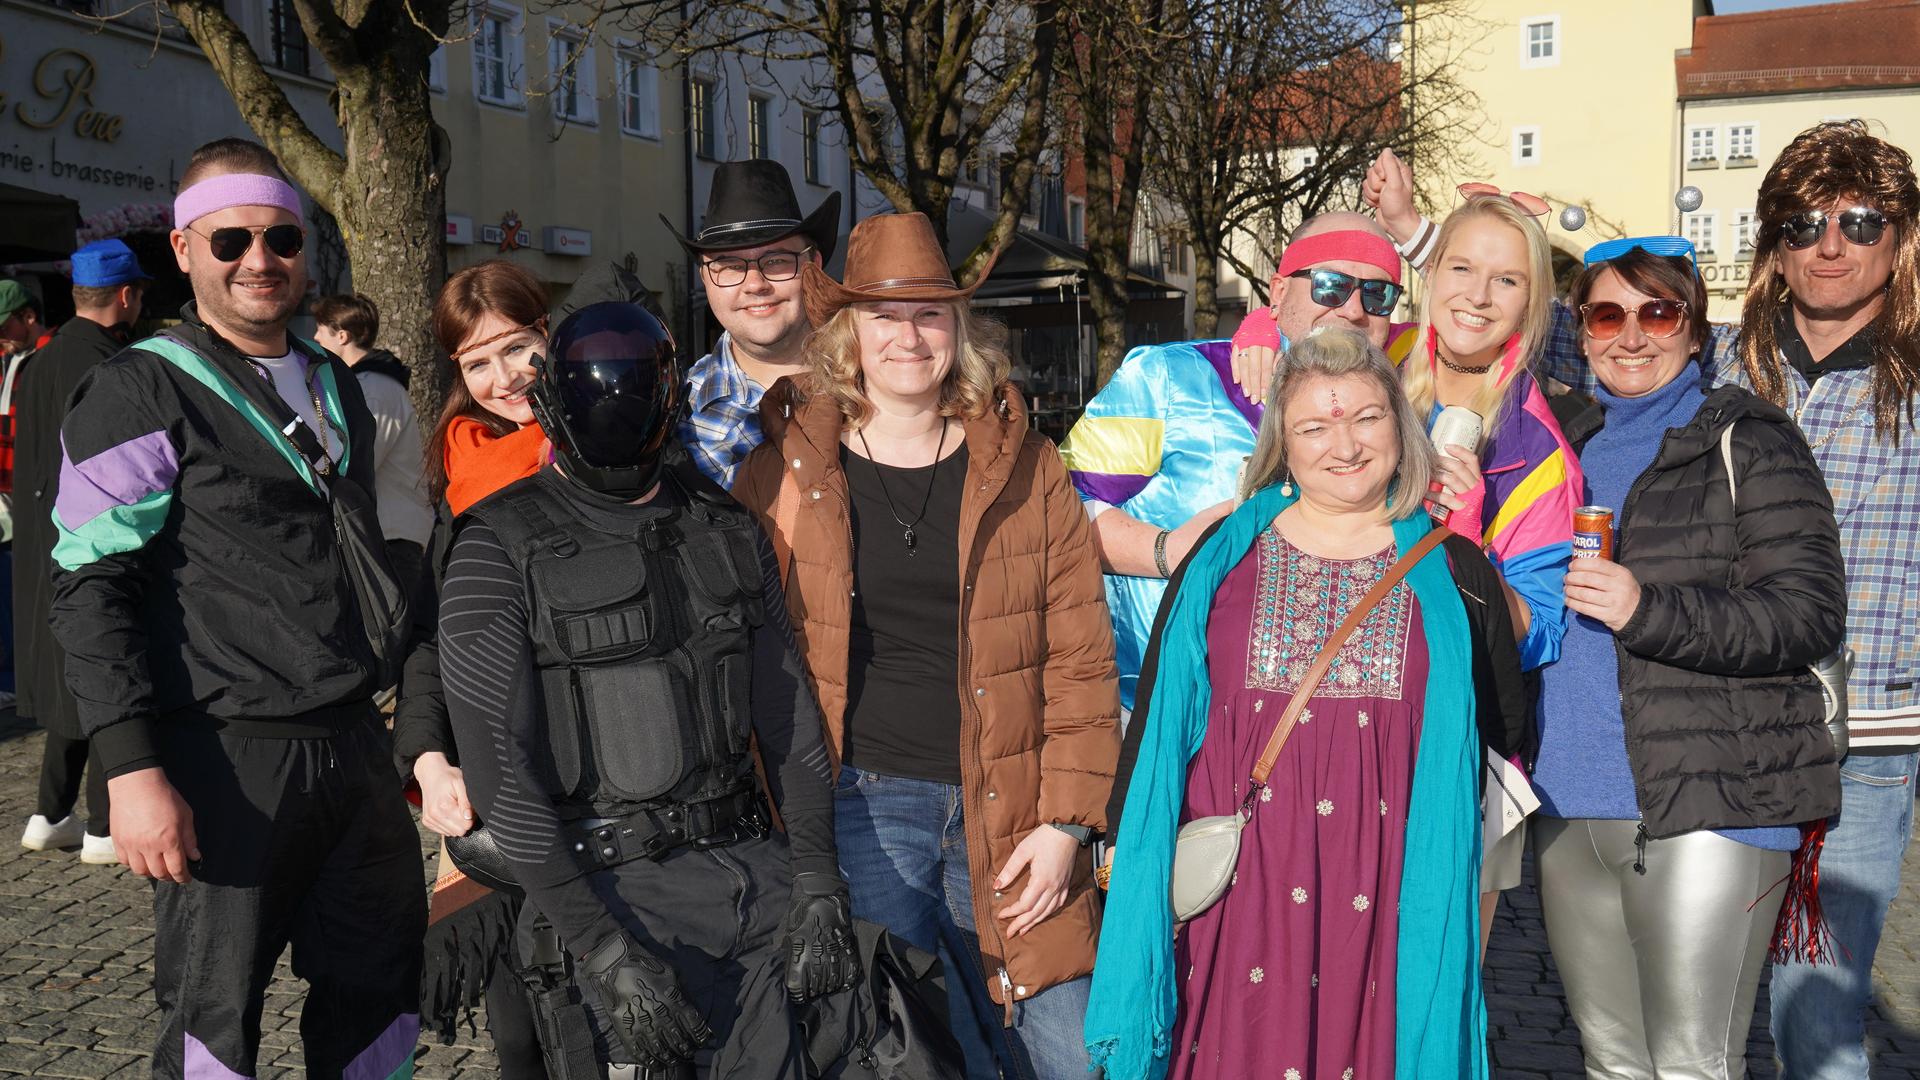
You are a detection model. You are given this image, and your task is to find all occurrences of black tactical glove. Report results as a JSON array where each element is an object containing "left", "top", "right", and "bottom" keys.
[
  {"left": 783, "top": 871, "right": 860, "bottom": 1003},
  {"left": 579, "top": 932, "right": 713, "bottom": 1069}
]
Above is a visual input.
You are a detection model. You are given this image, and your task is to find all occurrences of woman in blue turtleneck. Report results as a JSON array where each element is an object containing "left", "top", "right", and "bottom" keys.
[{"left": 1531, "top": 240, "right": 1845, "bottom": 1078}]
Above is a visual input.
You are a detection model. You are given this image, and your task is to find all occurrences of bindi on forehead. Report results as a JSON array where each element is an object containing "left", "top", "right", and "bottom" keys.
[{"left": 1329, "top": 389, "right": 1344, "bottom": 418}]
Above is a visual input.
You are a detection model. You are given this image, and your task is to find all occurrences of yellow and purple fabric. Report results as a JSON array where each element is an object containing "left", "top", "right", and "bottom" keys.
[{"left": 1060, "top": 323, "right": 1419, "bottom": 709}]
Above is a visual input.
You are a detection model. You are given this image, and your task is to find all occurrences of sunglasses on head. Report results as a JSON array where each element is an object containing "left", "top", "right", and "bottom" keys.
[
  {"left": 186, "top": 223, "right": 306, "bottom": 263},
  {"left": 1458, "top": 182, "right": 1550, "bottom": 218},
  {"left": 1288, "top": 269, "right": 1404, "bottom": 317},
  {"left": 1780, "top": 207, "right": 1889, "bottom": 250},
  {"left": 1577, "top": 299, "right": 1689, "bottom": 341}
]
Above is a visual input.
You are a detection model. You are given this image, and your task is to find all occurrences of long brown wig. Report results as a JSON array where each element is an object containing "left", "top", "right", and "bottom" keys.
[
  {"left": 425, "top": 260, "right": 550, "bottom": 501},
  {"left": 1739, "top": 121, "right": 1920, "bottom": 444}
]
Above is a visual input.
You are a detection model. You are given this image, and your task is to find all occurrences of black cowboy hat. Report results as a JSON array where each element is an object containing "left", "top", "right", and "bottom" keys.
[{"left": 660, "top": 159, "right": 843, "bottom": 260}]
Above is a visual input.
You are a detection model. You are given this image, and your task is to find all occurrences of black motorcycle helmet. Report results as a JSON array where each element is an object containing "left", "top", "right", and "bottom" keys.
[{"left": 529, "top": 301, "right": 683, "bottom": 500}]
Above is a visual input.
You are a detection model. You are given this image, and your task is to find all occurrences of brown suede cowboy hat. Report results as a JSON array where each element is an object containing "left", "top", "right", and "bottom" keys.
[{"left": 801, "top": 212, "right": 995, "bottom": 326}]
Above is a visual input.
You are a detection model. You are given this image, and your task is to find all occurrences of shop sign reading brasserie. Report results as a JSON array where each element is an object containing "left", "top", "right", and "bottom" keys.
[{"left": 0, "top": 36, "right": 158, "bottom": 193}]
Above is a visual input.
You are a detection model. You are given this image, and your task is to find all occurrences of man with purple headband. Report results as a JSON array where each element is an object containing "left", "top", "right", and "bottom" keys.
[{"left": 46, "top": 138, "right": 424, "bottom": 1080}]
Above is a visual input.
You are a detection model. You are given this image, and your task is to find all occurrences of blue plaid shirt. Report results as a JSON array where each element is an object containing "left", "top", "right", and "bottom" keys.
[
  {"left": 679, "top": 334, "right": 768, "bottom": 491},
  {"left": 1539, "top": 302, "right": 1920, "bottom": 746}
]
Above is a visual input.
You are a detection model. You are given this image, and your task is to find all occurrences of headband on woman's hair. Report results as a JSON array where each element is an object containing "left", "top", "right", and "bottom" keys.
[
  {"left": 173, "top": 173, "right": 304, "bottom": 230},
  {"left": 450, "top": 317, "right": 548, "bottom": 361},
  {"left": 1276, "top": 230, "right": 1403, "bottom": 285}
]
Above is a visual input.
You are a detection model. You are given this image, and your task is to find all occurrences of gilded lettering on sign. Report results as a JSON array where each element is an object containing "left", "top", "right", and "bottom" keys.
[{"left": 13, "top": 47, "right": 125, "bottom": 143}]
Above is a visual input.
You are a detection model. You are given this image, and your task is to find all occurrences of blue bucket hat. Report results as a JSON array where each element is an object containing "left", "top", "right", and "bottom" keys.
[{"left": 71, "top": 239, "right": 152, "bottom": 289}]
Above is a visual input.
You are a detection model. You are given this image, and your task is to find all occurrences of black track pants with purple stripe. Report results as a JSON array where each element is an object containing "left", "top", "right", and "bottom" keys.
[{"left": 147, "top": 715, "right": 426, "bottom": 1080}]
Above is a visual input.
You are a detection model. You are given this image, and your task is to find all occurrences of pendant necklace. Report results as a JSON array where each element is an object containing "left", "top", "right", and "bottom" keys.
[{"left": 856, "top": 418, "right": 949, "bottom": 555}]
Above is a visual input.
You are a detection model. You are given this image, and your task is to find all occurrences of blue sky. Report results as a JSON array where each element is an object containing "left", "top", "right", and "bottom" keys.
[{"left": 1713, "top": 0, "right": 1844, "bottom": 11}]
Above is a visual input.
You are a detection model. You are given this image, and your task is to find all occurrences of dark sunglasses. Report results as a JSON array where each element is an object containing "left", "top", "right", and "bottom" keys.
[
  {"left": 186, "top": 223, "right": 306, "bottom": 262},
  {"left": 1781, "top": 207, "right": 1888, "bottom": 251},
  {"left": 1289, "top": 269, "right": 1404, "bottom": 317},
  {"left": 1577, "top": 299, "right": 1689, "bottom": 340}
]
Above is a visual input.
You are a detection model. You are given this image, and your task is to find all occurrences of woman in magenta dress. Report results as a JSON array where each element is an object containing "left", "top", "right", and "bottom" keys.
[{"left": 1087, "top": 328, "right": 1527, "bottom": 1080}]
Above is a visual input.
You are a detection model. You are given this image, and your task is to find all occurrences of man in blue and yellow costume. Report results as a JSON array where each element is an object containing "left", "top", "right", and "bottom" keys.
[{"left": 1060, "top": 212, "right": 1417, "bottom": 714}]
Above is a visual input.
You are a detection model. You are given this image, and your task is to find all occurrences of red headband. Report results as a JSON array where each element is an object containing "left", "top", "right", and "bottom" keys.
[{"left": 1275, "top": 230, "right": 1403, "bottom": 285}]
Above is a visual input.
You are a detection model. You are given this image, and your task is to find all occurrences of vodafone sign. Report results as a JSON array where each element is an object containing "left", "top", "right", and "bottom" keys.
[{"left": 542, "top": 226, "right": 592, "bottom": 257}]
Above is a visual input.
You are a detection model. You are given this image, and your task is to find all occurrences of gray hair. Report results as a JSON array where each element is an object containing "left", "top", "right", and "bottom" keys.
[{"left": 1238, "top": 327, "right": 1435, "bottom": 518}]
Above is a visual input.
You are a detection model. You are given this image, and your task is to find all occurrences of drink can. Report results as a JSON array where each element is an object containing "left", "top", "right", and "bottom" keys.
[{"left": 1573, "top": 506, "right": 1614, "bottom": 560}]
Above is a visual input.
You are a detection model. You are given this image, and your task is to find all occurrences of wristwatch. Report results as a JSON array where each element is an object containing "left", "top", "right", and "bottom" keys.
[{"left": 1048, "top": 822, "right": 1093, "bottom": 846}]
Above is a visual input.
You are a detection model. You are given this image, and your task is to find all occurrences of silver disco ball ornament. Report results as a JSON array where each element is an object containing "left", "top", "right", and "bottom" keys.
[
  {"left": 1558, "top": 205, "right": 1587, "bottom": 232},
  {"left": 1675, "top": 186, "right": 1705, "bottom": 213}
]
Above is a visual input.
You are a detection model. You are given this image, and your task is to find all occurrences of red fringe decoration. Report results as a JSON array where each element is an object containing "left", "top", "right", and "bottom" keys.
[{"left": 1764, "top": 819, "right": 1839, "bottom": 966}]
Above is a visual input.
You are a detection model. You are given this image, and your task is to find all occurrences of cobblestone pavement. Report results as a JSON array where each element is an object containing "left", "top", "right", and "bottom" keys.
[{"left": 2, "top": 710, "right": 1917, "bottom": 1078}]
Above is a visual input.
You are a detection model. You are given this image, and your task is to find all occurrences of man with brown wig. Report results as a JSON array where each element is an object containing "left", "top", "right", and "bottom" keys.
[{"left": 1735, "top": 122, "right": 1920, "bottom": 1079}]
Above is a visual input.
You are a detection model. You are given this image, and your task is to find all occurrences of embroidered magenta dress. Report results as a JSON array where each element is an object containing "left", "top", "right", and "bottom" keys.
[{"left": 1169, "top": 530, "right": 1428, "bottom": 1080}]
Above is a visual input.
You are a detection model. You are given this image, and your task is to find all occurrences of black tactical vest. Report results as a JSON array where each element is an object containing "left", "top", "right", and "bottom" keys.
[{"left": 467, "top": 466, "right": 766, "bottom": 818}]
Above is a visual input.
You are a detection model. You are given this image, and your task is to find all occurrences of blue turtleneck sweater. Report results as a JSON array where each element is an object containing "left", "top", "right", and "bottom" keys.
[{"left": 1532, "top": 367, "right": 1798, "bottom": 851}]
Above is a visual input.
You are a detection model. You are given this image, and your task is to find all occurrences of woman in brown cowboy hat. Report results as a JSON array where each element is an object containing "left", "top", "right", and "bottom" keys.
[{"left": 733, "top": 212, "right": 1120, "bottom": 1079}]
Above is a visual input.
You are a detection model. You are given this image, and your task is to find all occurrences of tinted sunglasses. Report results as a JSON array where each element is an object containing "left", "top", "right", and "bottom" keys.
[
  {"left": 1458, "top": 182, "right": 1550, "bottom": 218},
  {"left": 1780, "top": 207, "right": 1889, "bottom": 250},
  {"left": 1288, "top": 269, "right": 1405, "bottom": 317},
  {"left": 186, "top": 223, "right": 306, "bottom": 262},
  {"left": 1577, "top": 299, "right": 1688, "bottom": 340}
]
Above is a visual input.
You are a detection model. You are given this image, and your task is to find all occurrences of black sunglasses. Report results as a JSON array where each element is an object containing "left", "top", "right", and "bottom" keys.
[
  {"left": 186, "top": 223, "right": 306, "bottom": 263},
  {"left": 1289, "top": 269, "right": 1404, "bottom": 317},
  {"left": 1780, "top": 207, "right": 1888, "bottom": 251}
]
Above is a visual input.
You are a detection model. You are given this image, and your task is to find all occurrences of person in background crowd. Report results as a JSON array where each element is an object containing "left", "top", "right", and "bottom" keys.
[
  {"left": 1230, "top": 178, "right": 1582, "bottom": 942},
  {"left": 1059, "top": 212, "right": 1417, "bottom": 721},
  {"left": 1737, "top": 122, "right": 1920, "bottom": 1080},
  {"left": 313, "top": 292, "right": 433, "bottom": 601},
  {"left": 665, "top": 158, "right": 840, "bottom": 489},
  {"left": 1535, "top": 238, "right": 1845, "bottom": 1078},
  {"left": 46, "top": 137, "right": 422, "bottom": 1079},
  {"left": 1091, "top": 328, "right": 1511, "bottom": 1080},
  {"left": 15, "top": 239, "right": 148, "bottom": 864},
  {"left": 734, "top": 211, "right": 1119, "bottom": 1080},
  {"left": 0, "top": 281, "right": 37, "bottom": 357},
  {"left": 443, "top": 300, "right": 856, "bottom": 1077},
  {"left": 0, "top": 279, "right": 44, "bottom": 710},
  {"left": 392, "top": 259, "right": 553, "bottom": 1076}
]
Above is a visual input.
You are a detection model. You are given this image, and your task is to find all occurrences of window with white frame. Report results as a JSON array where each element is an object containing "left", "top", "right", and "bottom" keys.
[
  {"left": 748, "top": 94, "right": 772, "bottom": 159},
  {"left": 1685, "top": 211, "right": 1718, "bottom": 256},
  {"left": 802, "top": 110, "right": 825, "bottom": 184},
  {"left": 1736, "top": 210, "right": 1758, "bottom": 257},
  {"left": 1512, "top": 126, "right": 1540, "bottom": 166},
  {"left": 691, "top": 78, "right": 718, "bottom": 160},
  {"left": 547, "top": 26, "right": 595, "bottom": 124},
  {"left": 1521, "top": 16, "right": 1559, "bottom": 67},
  {"left": 1728, "top": 124, "right": 1756, "bottom": 160},
  {"left": 1688, "top": 126, "right": 1717, "bottom": 164},
  {"left": 473, "top": 4, "right": 524, "bottom": 107},
  {"left": 615, "top": 48, "right": 659, "bottom": 138}
]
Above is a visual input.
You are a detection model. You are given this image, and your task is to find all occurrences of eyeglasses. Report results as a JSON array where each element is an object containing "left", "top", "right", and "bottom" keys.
[
  {"left": 184, "top": 223, "right": 306, "bottom": 263},
  {"left": 701, "top": 246, "right": 814, "bottom": 288},
  {"left": 1577, "top": 299, "right": 1689, "bottom": 340},
  {"left": 1288, "top": 269, "right": 1405, "bottom": 317},
  {"left": 1458, "top": 182, "right": 1550, "bottom": 219},
  {"left": 1780, "top": 207, "right": 1889, "bottom": 251}
]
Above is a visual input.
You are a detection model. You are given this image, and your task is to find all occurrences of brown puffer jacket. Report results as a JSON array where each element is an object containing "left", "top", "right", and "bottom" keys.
[{"left": 733, "top": 377, "right": 1120, "bottom": 1013}]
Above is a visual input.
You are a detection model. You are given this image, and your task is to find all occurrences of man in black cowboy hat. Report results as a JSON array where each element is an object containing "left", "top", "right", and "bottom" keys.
[{"left": 662, "top": 159, "right": 840, "bottom": 488}]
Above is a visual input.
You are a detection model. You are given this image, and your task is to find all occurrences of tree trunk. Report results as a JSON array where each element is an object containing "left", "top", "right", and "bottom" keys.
[
  {"left": 335, "top": 73, "right": 449, "bottom": 424},
  {"left": 1088, "top": 249, "right": 1131, "bottom": 386},
  {"left": 1192, "top": 243, "right": 1220, "bottom": 338}
]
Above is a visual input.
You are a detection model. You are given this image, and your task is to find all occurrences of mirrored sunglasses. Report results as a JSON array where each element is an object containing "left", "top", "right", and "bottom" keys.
[
  {"left": 1289, "top": 269, "right": 1404, "bottom": 317},
  {"left": 1780, "top": 207, "right": 1888, "bottom": 251}
]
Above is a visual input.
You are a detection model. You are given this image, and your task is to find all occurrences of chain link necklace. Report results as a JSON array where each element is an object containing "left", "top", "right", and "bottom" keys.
[{"left": 854, "top": 418, "right": 949, "bottom": 555}]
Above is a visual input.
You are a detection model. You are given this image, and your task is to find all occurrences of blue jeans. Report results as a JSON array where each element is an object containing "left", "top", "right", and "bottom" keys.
[
  {"left": 833, "top": 765, "right": 1094, "bottom": 1080},
  {"left": 1769, "top": 751, "right": 1918, "bottom": 1078}
]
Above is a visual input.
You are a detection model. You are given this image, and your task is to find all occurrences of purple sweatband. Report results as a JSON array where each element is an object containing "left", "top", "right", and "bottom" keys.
[{"left": 173, "top": 174, "right": 304, "bottom": 230}]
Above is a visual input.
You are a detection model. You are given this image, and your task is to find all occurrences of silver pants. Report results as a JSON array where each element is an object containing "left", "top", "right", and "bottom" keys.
[{"left": 1533, "top": 818, "right": 1789, "bottom": 1080}]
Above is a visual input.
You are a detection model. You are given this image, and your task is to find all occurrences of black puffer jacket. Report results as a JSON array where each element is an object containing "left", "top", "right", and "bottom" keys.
[{"left": 1560, "top": 381, "right": 1845, "bottom": 838}]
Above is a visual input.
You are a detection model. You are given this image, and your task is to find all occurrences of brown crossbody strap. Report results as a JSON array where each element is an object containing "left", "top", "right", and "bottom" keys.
[{"left": 1247, "top": 528, "right": 1452, "bottom": 788}]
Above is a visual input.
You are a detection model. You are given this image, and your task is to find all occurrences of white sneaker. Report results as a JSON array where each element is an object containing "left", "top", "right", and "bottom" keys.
[
  {"left": 20, "top": 814, "right": 84, "bottom": 851},
  {"left": 80, "top": 833, "right": 117, "bottom": 865}
]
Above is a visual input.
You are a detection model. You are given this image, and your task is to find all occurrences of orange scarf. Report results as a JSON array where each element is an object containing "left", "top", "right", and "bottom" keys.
[{"left": 444, "top": 416, "right": 547, "bottom": 515}]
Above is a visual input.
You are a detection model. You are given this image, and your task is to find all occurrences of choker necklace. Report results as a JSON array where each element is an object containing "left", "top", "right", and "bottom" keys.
[
  {"left": 1437, "top": 349, "right": 1495, "bottom": 375},
  {"left": 855, "top": 418, "right": 950, "bottom": 555}
]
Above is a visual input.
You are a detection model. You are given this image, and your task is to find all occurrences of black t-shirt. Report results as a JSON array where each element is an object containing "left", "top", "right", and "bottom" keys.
[
  {"left": 840, "top": 440, "right": 970, "bottom": 785},
  {"left": 1778, "top": 313, "right": 1875, "bottom": 386}
]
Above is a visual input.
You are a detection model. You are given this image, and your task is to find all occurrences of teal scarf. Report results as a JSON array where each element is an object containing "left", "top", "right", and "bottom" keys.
[{"left": 1084, "top": 485, "right": 1489, "bottom": 1080}]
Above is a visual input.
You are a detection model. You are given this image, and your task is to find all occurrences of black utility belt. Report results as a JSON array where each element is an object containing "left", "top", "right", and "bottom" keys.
[{"left": 564, "top": 788, "right": 768, "bottom": 871}]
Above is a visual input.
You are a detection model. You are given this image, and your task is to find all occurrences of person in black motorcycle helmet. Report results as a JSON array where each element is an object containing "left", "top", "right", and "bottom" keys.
[{"left": 441, "top": 301, "right": 857, "bottom": 1078}]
